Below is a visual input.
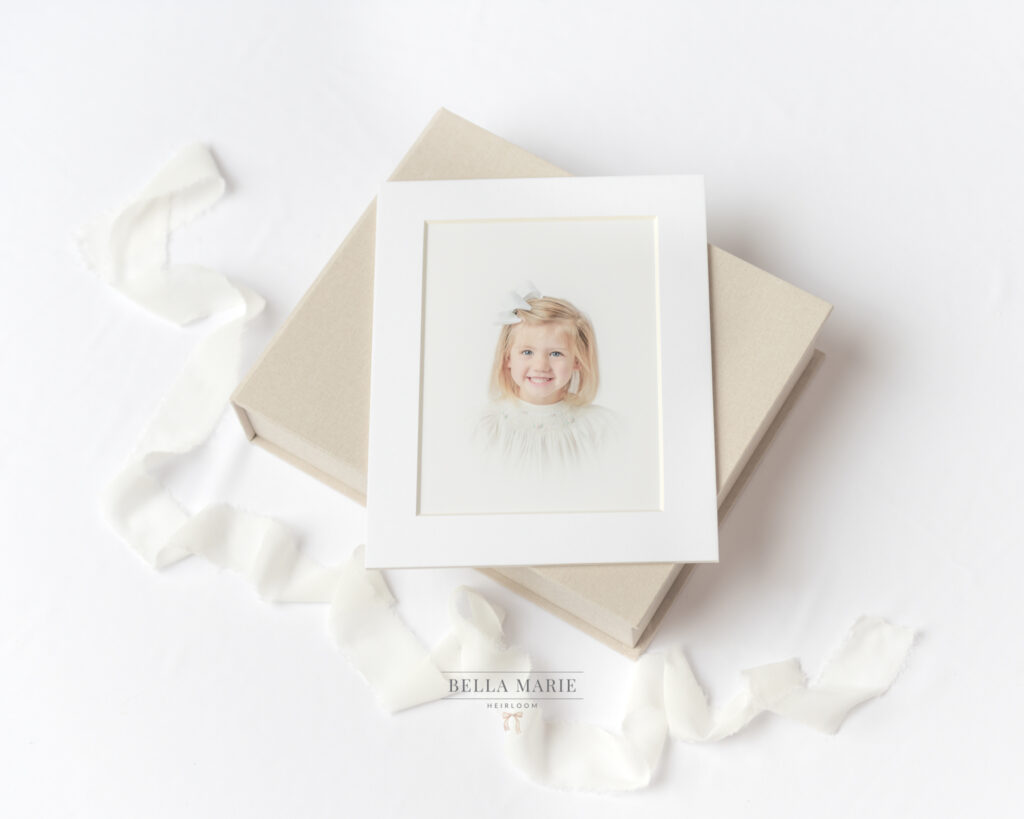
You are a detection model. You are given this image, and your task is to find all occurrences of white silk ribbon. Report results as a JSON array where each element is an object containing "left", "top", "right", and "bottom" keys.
[{"left": 81, "top": 145, "right": 915, "bottom": 793}]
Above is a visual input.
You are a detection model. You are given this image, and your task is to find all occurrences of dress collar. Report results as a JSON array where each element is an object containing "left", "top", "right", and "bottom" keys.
[{"left": 511, "top": 397, "right": 570, "bottom": 416}]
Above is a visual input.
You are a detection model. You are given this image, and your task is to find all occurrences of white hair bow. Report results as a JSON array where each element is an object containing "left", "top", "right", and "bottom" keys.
[{"left": 496, "top": 282, "right": 542, "bottom": 325}]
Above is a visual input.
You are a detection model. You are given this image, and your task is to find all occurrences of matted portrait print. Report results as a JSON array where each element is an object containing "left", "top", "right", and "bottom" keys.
[{"left": 367, "top": 176, "right": 717, "bottom": 569}]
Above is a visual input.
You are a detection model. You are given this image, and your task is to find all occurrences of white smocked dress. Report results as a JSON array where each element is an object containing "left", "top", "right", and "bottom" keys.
[{"left": 476, "top": 398, "right": 616, "bottom": 472}]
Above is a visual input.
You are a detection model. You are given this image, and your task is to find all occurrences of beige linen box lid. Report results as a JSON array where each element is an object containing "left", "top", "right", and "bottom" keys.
[{"left": 231, "top": 109, "right": 832, "bottom": 657}]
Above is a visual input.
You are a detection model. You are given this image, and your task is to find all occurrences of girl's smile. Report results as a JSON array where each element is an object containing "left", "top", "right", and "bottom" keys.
[{"left": 507, "top": 322, "right": 578, "bottom": 405}]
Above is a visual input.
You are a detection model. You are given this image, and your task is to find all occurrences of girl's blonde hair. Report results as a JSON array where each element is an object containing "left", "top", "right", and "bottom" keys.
[{"left": 490, "top": 296, "right": 599, "bottom": 406}]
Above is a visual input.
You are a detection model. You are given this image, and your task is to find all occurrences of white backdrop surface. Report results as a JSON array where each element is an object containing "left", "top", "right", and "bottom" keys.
[{"left": 2, "top": 1, "right": 1022, "bottom": 816}]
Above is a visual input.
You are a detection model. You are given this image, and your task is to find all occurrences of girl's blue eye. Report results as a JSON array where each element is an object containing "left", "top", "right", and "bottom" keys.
[
  {"left": 520, "top": 349, "right": 532, "bottom": 356},
  {"left": 550, "top": 351, "right": 563, "bottom": 357}
]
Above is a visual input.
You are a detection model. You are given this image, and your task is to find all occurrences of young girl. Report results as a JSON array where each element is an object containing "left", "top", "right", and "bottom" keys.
[{"left": 478, "top": 291, "right": 615, "bottom": 471}]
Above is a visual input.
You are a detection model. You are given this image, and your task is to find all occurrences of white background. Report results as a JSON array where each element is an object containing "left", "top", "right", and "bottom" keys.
[{"left": 2, "top": 1, "right": 1022, "bottom": 816}]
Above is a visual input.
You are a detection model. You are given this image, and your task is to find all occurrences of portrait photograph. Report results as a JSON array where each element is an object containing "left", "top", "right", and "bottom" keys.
[
  {"left": 417, "top": 216, "right": 662, "bottom": 516},
  {"left": 367, "top": 176, "right": 718, "bottom": 568}
]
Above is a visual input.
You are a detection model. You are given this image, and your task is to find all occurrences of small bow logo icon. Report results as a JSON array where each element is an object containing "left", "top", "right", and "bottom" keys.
[{"left": 502, "top": 711, "right": 523, "bottom": 733}]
